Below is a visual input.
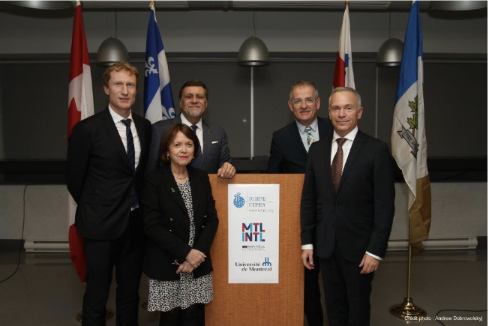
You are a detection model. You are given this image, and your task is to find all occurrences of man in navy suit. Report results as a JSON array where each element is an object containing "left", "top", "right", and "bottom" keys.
[
  {"left": 67, "top": 62, "right": 151, "bottom": 325},
  {"left": 267, "top": 80, "right": 333, "bottom": 326},
  {"left": 301, "top": 87, "right": 395, "bottom": 326},
  {"left": 147, "top": 79, "right": 236, "bottom": 179}
]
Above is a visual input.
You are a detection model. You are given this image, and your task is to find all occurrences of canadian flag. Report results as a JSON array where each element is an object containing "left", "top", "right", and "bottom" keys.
[
  {"left": 332, "top": 4, "right": 355, "bottom": 89},
  {"left": 67, "top": 1, "right": 93, "bottom": 283}
]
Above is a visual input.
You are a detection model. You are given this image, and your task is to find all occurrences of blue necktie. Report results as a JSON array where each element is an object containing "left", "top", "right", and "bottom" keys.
[
  {"left": 121, "top": 119, "right": 137, "bottom": 209},
  {"left": 190, "top": 124, "right": 202, "bottom": 168}
]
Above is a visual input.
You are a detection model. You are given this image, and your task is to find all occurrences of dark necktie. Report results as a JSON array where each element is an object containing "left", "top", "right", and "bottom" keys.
[
  {"left": 331, "top": 138, "right": 347, "bottom": 193},
  {"left": 121, "top": 119, "right": 137, "bottom": 208},
  {"left": 190, "top": 124, "right": 202, "bottom": 168}
]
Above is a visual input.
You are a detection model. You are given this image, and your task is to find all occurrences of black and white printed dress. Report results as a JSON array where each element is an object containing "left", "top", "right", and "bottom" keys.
[{"left": 147, "top": 180, "right": 213, "bottom": 312}]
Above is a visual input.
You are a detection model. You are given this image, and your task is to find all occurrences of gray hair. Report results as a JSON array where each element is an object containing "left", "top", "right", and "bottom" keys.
[
  {"left": 289, "top": 80, "right": 319, "bottom": 100},
  {"left": 329, "top": 87, "right": 362, "bottom": 109}
]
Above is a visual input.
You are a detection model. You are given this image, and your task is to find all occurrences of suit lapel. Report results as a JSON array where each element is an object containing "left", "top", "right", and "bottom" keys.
[
  {"left": 290, "top": 122, "right": 308, "bottom": 158},
  {"left": 133, "top": 115, "right": 146, "bottom": 174},
  {"left": 188, "top": 167, "right": 202, "bottom": 213},
  {"left": 161, "top": 164, "right": 188, "bottom": 214},
  {"left": 100, "top": 108, "right": 131, "bottom": 170},
  {"left": 199, "top": 119, "right": 211, "bottom": 169},
  {"left": 317, "top": 117, "right": 327, "bottom": 140},
  {"left": 323, "top": 137, "right": 336, "bottom": 196},
  {"left": 337, "top": 131, "right": 365, "bottom": 194}
]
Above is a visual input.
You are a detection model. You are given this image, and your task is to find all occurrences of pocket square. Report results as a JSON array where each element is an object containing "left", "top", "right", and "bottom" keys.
[{"left": 212, "top": 141, "right": 219, "bottom": 144}]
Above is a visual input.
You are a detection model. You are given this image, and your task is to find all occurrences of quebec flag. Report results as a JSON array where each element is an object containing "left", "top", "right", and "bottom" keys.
[
  {"left": 391, "top": 0, "right": 431, "bottom": 254},
  {"left": 144, "top": 3, "right": 175, "bottom": 123}
]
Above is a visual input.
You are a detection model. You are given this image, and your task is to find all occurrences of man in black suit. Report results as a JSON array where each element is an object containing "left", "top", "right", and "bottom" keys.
[
  {"left": 268, "top": 80, "right": 333, "bottom": 326},
  {"left": 301, "top": 87, "right": 395, "bottom": 326},
  {"left": 67, "top": 62, "right": 151, "bottom": 326},
  {"left": 147, "top": 79, "right": 236, "bottom": 179}
]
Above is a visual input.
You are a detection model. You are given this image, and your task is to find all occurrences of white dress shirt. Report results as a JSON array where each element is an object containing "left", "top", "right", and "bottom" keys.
[
  {"left": 296, "top": 118, "right": 320, "bottom": 152},
  {"left": 108, "top": 106, "right": 141, "bottom": 169},
  {"left": 302, "top": 126, "right": 382, "bottom": 260},
  {"left": 181, "top": 114, "right": 204, "bottom": 153},
  {"left": 330, "top": 127, "right": 359, "bottom": 167}
]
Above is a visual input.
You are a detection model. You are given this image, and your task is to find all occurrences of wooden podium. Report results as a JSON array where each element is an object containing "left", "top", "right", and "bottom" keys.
[{"left": 206, "top": 174, "right": 304, "bottom": 325}]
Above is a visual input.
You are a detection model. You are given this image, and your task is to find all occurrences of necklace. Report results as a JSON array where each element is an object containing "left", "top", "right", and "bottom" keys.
[
  {"left": 174, "top": 174, "right": 188, "bottom": 180},
  {"left": 172, "top": 169, "right": 188, "bottom": 180}
]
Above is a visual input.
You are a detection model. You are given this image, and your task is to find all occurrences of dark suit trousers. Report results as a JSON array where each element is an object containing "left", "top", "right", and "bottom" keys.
[
  {"left": 82, "top": 209, "right": 146, "bottom": 326},
  {"left": 320, "top": 244, "right": 374, "bottom": 326},
  {"left": 304, "top": 254, "right": 324, "bottom": 326}
]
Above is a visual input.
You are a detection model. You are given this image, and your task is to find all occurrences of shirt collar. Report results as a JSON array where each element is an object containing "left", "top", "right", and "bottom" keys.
[
  {"left": 108, "top": 105, "right": 133, "bottom": 123},
  {"left": 295, "top": 118, "right": 318, "bottom": 134},
  {"left": 333, "top": 126, "right": 359, "bottom": 142},
  {"left": 180, "top": 113, "right": 203, "bottom": 130}
]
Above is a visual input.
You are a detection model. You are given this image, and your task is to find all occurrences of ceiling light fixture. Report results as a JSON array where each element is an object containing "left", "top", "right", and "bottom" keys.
[
  {"left": 96, "top": 11, "right": 129, "bottom": 66},
  {"left": 5, "top": 1, "right": 73, "bottom": 10}
]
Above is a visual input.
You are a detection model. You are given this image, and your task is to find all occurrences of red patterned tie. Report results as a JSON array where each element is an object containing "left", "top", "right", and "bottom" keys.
[{"left": 331, "top": 138, "right": 347, "bottom": 193}]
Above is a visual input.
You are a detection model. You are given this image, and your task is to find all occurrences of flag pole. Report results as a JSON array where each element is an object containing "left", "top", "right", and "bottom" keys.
[
  {"left": 69, "top": 1, "right": 113, "bottom": 323},
  {"left": 389, "top": 0, "right": 429, "bottom": 320},
  {"left": 389, "top": 244, "right": 426, "bottom": 319},
  {"left": 141, "top": 0, "right": 154, "bottom": 311}
]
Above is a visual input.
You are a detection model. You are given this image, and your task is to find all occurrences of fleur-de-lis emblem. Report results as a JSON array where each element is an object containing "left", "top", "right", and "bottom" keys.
[{"left": 145, "top": 57, "right": 158, "bottom": 77}]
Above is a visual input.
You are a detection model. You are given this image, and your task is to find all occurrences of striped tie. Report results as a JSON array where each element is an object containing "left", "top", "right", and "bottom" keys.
[{"left": 121, "top": 119, "right": 137, "bottom": 208}]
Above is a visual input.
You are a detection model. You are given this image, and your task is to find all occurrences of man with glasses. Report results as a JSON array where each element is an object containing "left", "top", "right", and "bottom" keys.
[
  {"left": 267, "top": 80, "right": 333, "bottom": 326},
  {"left": 301, "top": 87, "right": 395, "bottom": 326},
  {"left": 147, "top": 79, "right": 236, "bottom": 179}
]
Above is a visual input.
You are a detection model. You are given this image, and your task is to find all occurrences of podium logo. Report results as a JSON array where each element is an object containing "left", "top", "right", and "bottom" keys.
[
  {"left": 262, "top": 257, "right": 272, "bottom": 266},
  {"left": 242, "top": 222, "right": 266, "bottom": 242},
  {"left": 233, "top": 192, "right": 245, "bottom": 208}
]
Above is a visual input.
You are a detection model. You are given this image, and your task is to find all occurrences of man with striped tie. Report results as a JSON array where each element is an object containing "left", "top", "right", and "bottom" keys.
[{"left": 267, "top": 80, "right": 333, "bottom": 326}]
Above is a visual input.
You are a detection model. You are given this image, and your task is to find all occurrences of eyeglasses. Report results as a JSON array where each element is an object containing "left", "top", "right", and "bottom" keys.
[{"left": 290, "top": 97, "right": 318, "bottom": 107}]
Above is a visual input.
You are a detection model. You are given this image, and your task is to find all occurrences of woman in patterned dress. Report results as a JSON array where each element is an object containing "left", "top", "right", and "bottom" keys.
[{"left": 141, "top": 124, "right": 219, "bottom": 326}]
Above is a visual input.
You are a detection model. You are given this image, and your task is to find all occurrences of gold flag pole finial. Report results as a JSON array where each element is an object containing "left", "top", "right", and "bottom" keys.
[
  {"left": 149, "top": 1, "right": 155, "bottom": 8},
  {"left": 345, "top": 1, "right": 349, "bottom": 6}
]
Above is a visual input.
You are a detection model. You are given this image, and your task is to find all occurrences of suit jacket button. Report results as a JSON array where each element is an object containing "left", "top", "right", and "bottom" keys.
[
  {"left": 335, "top": 202, "right": 338, "bottom": 206},
  {"left": 169, "top": 229, "right": 172, "bottom": 232},
  {"left": 169, "top": 218, "right": 173, "bottom": 222},
  {"left": 204, "top": 215, "right": 207, "bottom": 218},
  {"left": 201, "top": 225, "right": 205, "bottom": 228}
]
